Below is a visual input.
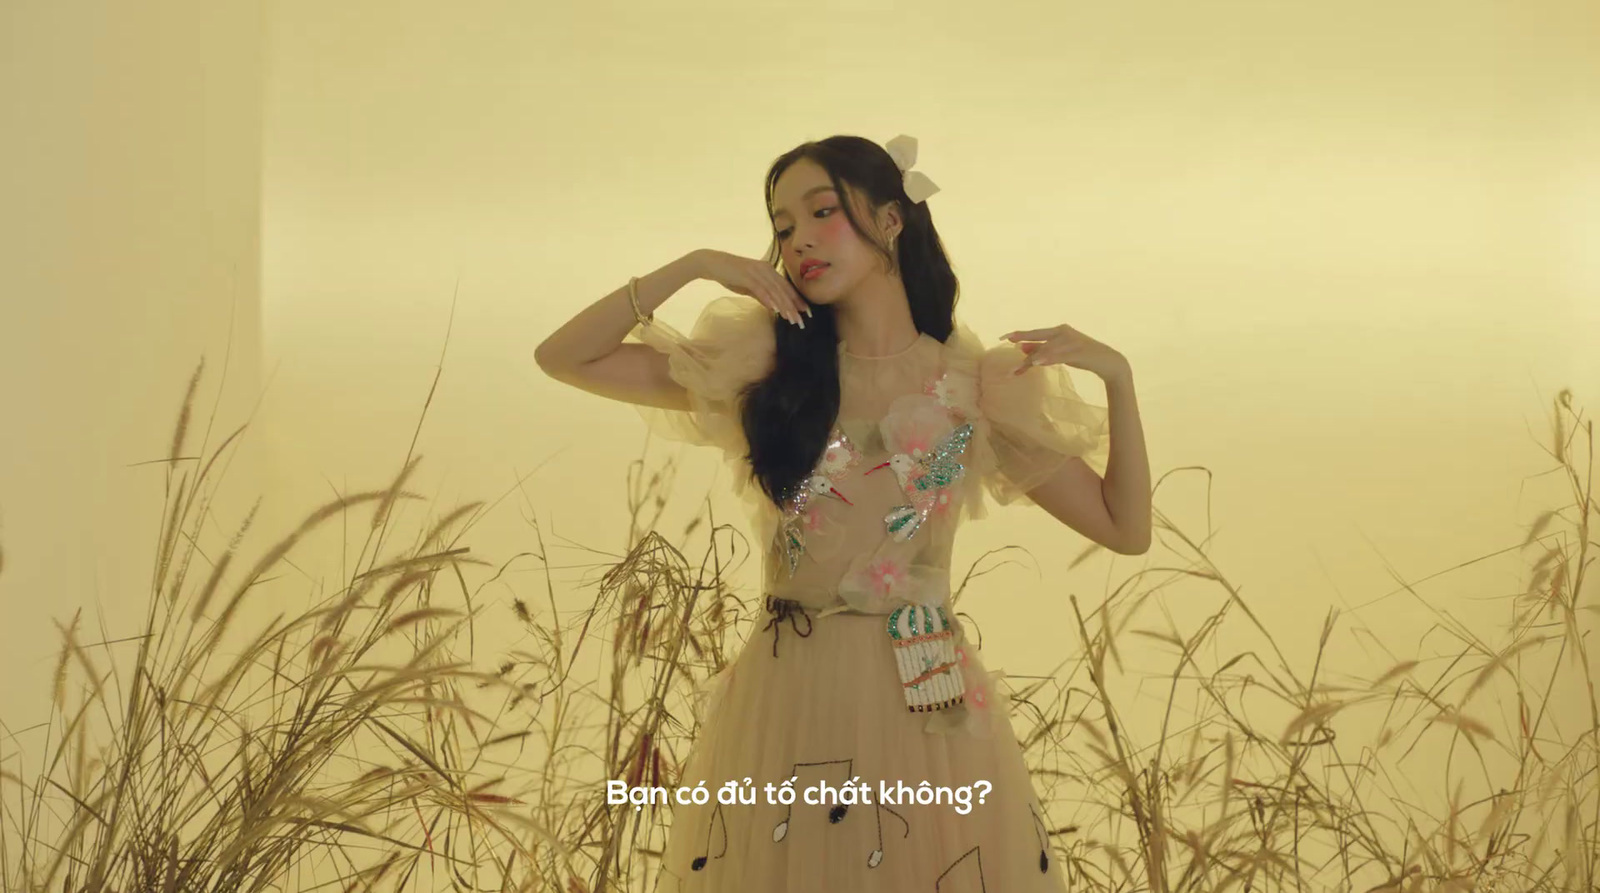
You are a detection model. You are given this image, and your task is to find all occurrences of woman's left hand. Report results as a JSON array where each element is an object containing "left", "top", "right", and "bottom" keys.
[{"left": 1002, "top": 325, "right": 1130, "bottom": 382}]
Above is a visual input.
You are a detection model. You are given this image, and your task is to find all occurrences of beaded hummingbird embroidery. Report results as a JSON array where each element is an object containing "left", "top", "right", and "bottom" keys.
[
  {"left": 776, "top": 425, "right": 863, "bottom": 577},
  {"left": 865, "top": 422, "right": 973, "bottom": 542}
]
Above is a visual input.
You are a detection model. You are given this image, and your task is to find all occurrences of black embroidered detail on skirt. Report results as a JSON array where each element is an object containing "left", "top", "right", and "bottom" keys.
[{"left": 761, "top": 595, "right": 813, "bottom": 658}]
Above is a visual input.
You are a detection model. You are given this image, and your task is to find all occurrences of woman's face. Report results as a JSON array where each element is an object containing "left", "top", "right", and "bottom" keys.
[{"left": 770, "top": 157, "right": 898, "bottom": 307}]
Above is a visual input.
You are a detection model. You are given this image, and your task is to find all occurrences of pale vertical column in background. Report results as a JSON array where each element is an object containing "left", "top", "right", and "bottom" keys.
[{"left": 0, "top": 2, "right": 268, "bottom": 723}]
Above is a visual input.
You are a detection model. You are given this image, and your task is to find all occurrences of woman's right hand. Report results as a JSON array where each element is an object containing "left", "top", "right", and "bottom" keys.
[{"left": 693, "top": 249, "right": 810, "bottom": 328}]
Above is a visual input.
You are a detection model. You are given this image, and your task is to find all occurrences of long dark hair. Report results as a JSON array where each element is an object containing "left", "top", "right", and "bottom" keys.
[{"left": 739, "top": 136, "right": 960, "bottom": 509}]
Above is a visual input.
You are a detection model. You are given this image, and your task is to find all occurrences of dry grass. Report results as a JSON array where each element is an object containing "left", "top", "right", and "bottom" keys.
[
  {"left": 0, "top": 359, "right": 555, "bottom": 891},
  {"left": 2, "top": 358, "right": 1594, "bottom": 892},
  {"left": 990, "top": 388, "right": 1598, "bottom": 893}
]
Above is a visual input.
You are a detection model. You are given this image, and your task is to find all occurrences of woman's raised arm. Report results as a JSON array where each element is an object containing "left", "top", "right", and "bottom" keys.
[{"left": 534, "top": 250, "right": 706, "bottom": 411}]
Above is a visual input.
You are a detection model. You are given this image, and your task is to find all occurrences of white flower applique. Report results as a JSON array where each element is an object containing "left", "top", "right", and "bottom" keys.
[
  {"left": 776, "top": 425, "right": 863, "bottom": 578},
  {"left": 923, "top": 369, "right": 980, "bottom": 420}
]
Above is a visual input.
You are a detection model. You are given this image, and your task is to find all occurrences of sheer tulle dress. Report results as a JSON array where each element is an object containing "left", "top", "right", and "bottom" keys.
[{"left": 629, "top": 295, "right": 1109, "bottom": 892}]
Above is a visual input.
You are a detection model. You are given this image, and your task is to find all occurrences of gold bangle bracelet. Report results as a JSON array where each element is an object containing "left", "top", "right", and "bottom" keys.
[{"left": 628, "top": 276, "right": 652, "bottom": 327}]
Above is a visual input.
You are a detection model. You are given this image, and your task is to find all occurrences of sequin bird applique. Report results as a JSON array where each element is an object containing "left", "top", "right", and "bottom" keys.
[
  {"left": 865, "top": 422, "right": 974, "bottom": 542},
  {"left": 776, "top": 426, "right": 864, "bottom": 577}
]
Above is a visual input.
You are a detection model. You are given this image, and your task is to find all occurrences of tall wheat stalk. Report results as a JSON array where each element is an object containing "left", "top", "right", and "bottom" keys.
[
  {"left": 4, "top": 353, "right": 1593, "bottom": 892},
  {"left": 0, "top": 358, "right": 554, "bottom": 892}
]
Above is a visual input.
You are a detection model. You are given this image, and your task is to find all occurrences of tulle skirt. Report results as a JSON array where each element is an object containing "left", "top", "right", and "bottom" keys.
[{"left": 652, "top": 606, "right": 1070, "bottom": 893}]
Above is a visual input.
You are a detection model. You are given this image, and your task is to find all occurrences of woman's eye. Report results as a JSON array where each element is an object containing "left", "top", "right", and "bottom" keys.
[{"left": 775, "top": 207, "right": 835, "bottom": 241}]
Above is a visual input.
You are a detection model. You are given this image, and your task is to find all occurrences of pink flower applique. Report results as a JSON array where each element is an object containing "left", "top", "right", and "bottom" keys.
[
  {"left": 966, "top": 676, "right": 990, "bottom": 710},
  {"left": 802, "top": 508, "right": 825, "bottom": 532},
  {"left": 865, "top": 556, "right": 909, "bottom": 598},
  {"left": 930, "top": 488, "right": 955, "bottom": 517},
  {"left": 955, "top": 645, "right": 970, "bottom": 667},
  {"left": 879, "top": 394, "right": 952, "bottom": 459}
]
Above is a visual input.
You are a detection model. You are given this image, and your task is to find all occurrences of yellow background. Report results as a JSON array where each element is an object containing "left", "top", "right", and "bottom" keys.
[{"left": 2, "top": 0, "right": 1596, "bottom": 865}]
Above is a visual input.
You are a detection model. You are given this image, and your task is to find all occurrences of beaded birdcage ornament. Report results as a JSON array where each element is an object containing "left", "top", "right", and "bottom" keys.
[
  {"left": 887, "top": 604, "right": 965, "bottom": 712},
  {"left": 776, "top": 425, "right": 863, "bottom": 577}
]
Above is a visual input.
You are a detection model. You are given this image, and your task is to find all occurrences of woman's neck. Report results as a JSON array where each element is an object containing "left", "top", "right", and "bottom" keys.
[{"left": 833, "top": 276, "right": 918, "bottom": 357}]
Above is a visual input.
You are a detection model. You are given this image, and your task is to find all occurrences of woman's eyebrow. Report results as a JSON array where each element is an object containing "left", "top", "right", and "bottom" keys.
[{"left": 771, "top": 186, "right": 837, "bottom": 222}]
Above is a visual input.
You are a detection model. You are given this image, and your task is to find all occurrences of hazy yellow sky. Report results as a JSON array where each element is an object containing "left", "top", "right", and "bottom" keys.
[
  {"left": 2, "top": 1, "right": 1596, "bottom": 856},
  {"left": 261, "top": 0, "right": 1595, "bottom": 676}
]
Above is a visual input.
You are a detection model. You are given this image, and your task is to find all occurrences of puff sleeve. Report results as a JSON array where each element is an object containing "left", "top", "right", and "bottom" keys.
[
  {"left": 628, "top": 294, "right": 776, "bottom": 462},
  {"left": 973, "top": 341, "right": 1111, "bottom": 508}
]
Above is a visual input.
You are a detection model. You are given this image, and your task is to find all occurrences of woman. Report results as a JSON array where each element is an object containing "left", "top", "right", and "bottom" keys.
[{"left": 535, "top": 134, "right": 1151, "bottom": 892}]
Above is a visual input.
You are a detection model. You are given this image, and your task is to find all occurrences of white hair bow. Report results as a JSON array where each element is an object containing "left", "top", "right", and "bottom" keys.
[{"left": 883, "top": 134, "right": 940, "bottom": 204}]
